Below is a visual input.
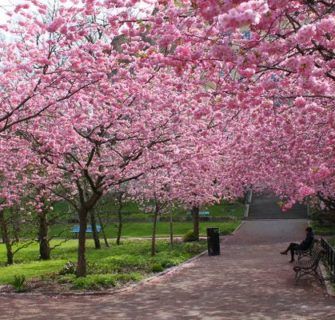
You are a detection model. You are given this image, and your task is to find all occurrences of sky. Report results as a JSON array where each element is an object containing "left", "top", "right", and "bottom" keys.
[
  {"left": 0, "top": 0, "right": 153, "bottom": 25},
  {"left": 0, "top": 0, "right": 14, "bottom": 24}
]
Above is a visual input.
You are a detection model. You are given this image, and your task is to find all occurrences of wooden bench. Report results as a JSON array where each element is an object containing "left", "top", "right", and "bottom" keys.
[{"left": 293, "top": 245, "right": 325, "bottom": 283}]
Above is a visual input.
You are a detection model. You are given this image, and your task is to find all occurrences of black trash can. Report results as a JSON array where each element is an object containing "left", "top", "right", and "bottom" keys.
[{"left": 207, "top": 227, "right": 220, "bottom": 256}]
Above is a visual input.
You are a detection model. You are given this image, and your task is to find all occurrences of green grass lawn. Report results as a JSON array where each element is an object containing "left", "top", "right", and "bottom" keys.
[
  {"left": 0, "top": 239, "right": 207, "bottom": 290},
  {"left": 50, "top": 221, "right": 240, "bottom": 239},
  {"left": 0, "top": 200, "right": 243, "bottom": 291}
]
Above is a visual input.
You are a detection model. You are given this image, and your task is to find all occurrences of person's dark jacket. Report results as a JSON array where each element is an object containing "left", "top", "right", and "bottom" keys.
[{"left": 299, "top": 231, "right": 314, "bottom": 250}]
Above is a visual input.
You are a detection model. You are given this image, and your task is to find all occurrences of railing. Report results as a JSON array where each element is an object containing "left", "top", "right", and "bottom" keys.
[{"left": 320, "top": 238, "right": 335, "bottom": 282}]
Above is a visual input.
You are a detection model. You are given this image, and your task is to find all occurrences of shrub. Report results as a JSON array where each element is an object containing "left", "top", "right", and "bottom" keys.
[
  {"left": 59, "top": 261, "right": 76, "bottom": 275},
  {"left": 151, "top": 263, "right": 164, "bottom": 273},
  {"left": 183, "top": 242, "right": 206, "bottom": 254},
  {"left": 58, "top": 274, "right": 76, "bottom": 284},
  {"left": 160, "top": 260, "right": 176, "bottom": 268},
  {"left": 182, "top": 230, "right": 198, "bottom": 242},
  {"left": 70, "top": 273, "right": 142, "bottom": 290},
  {"left": 11, "top": 275, "right": 26, "bottom": 293},
  {"left": 72, "top": 274, "right": 116, "bottom": 290}
]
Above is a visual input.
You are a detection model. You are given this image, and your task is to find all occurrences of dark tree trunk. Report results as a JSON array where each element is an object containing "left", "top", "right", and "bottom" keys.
[
  {"left": 0, "top": 210, "right": 13, "bottom": 265},
  {"left": 76, "top": 207, "right": 88, "bottom": 277},
  {"left": 169, "top": 211, "right": 173, "bottom": 247},
  {"left": 90, "top": 210, "right": 101, "bottom": 249},
  {"left": 11, "top": 207, "right": 20, "bottom": 243},
  {"left": 116, "top": 204, "right": 123, "bottom": 246},
  {"left": 151, "top": 206, "right": 159, "bottom": 256},
  {"left": 76, "top": 187, "right": 103, "bottom": 277},
  {"left": 97, "top": 211, "right": 109, "bottom": 247},
  {"left": 191, "top": 206, "right": 200, "bottom": 241},
  {"left": 38, "top": 211, "right": 50, "bottom": 260}
]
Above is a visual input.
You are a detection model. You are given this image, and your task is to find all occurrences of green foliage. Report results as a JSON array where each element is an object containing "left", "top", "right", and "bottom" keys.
[
  {"left": 310, "top": 214, "right": 335, "bottom": 236},
  {"left": 11, "top": 275, "right": 26, "bottom": 293},
  {"left": 0, "top": 240, "right": 208, "bottom": 288},
  {"left": 59, "top": 261, "right": 76, "bottom": 275},
  {"left": 183, "top": 230, "right": 198, "bottom": 242},
  {"left": 183, "top": 241, "right": 206, "bottom": 254},
  {"left": 152, "top": 263, "right": 164, "bottom": 273}
]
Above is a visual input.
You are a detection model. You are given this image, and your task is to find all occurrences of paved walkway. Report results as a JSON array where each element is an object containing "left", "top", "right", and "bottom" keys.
[{"left": 1, "top": 220, "right": 334, "bottom": 320}]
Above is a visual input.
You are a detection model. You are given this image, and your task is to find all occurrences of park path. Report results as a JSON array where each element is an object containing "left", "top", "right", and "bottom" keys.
[{"left": 0, "top": 219, "right": 335, "bottom": 320}]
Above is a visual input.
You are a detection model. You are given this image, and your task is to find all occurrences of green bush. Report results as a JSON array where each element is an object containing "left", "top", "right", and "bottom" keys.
[
  {"left": 183, "top": 242, "right": 206, "bottom": 254},
  {"left": 11, "top": 275, "right": 26, "bottom": 293},
  {"left": 151, "top": 263, "right": 164, "bottom": 273},
  {"left": 58, "top": 274, "right": 76, "bottom": 284},
  {"left": 70, "top": 273, "right": 142, "bottom": 290},
  {"left": 72, "top": 274, "right": 116, "bottom": 290},
  {"left": 59, "top": 261, "right": 76, "bottom": 275},
  {"left": 183, "top": 230, "right": 198, "bottom": 242},
  {"left": 160, "top": 260, "right": 176, "bottom": 268}
]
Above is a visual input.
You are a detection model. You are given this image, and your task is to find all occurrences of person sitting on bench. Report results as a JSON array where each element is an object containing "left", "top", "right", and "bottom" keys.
[{"left": 280, "top": 227, "right": 314, "bottom": 262}]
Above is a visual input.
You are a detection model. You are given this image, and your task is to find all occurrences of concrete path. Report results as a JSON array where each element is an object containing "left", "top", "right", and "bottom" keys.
[{"left": 0, "top": 220, "right": 334, "bottom": 320}]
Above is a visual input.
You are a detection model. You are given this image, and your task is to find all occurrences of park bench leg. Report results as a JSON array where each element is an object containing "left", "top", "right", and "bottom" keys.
[
  {"left": 295, "top": 270, "right": 301, "bottom": 283},
  {"left": 314, "top": 269, "right": 324, "bottom": 284}
]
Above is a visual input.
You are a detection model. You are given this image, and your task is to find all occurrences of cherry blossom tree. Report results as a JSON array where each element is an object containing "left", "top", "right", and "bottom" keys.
[
  {"left": 159, "top": 0, "right": 335, "bottom": 205},
  {"left": 2, "top": 0, "right": 335, "bottom": 275}
]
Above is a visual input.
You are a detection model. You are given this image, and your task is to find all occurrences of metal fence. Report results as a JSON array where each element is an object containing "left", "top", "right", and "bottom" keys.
[{"left": 320, "top": 238, "right": 335, "bottom": 282}]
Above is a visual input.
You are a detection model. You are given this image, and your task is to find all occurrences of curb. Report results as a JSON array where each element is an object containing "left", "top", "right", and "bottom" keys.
[{"left": 231, "top": 221, "right": 244, "bottom": 235}]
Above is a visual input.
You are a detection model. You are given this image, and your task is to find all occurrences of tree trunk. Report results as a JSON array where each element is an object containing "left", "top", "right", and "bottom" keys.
[
  {"left": 97, "top": 211, "right": 109, "bottom": 247},
  {"left": 169, "top": 211, "right": 173, "bottom": 247},
  {"left": 191, "top": 206, "right": 200, "bottom": 241},
  {"left": 151, "top": 207, "right": 159, "bottom": 256},
  {"left": 76, "top": 207, "right": 88, "bottom": 277},
  {"left": 38, "top": 211, "right": 50, "bottom": 260},
  {"left": 11, "top": 207, "right": 20, "bottom": 243},
  {"left": 90, "top": 209, "right": 101, "bottom": 249},
  {"left": 75, "top": 181, "right": 103, "bottom": 277},
  {"left": 0, "top": 210, "right": 13, "bottom": 265},
  {"left": 116, "top": 205, "right": 123, "bottom": 246}
]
